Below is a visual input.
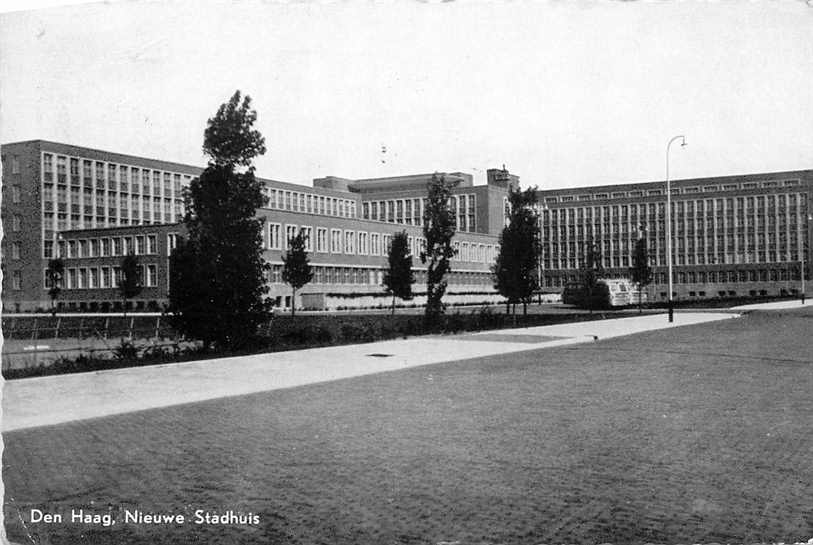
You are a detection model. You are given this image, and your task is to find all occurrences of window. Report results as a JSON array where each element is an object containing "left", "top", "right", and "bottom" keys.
[
  {"left": 167, "top": 233, "right": 179, "bottom": 253},
  {"left": 43, "top": 240, "right": 54, "bottom": 259},
  {"left": 370, "top": 233, "right": 381, "bottom": 256},
  {"left": 79, "top": 268, "right": 88, "bottom": 289},
  {"left": 113, "top": 238, "right": 123, "bottom": 256},
  {"left": 285, "top": 225, "right": 298, "bottom": 249},
  {"left": 101, "top": 267, "right": 111, "bottom": 288},
  {"left": 11, "top": 185, "right": 20, "bottom": 203},
  {"left": 12, "top": 270, "right": 22, "bottom": 290},
  {"left": 11, "top": 242, "right": 20, "bottom": 260},
  {"left": 12, "top": 215, "right": 21, "bottom": 231},
  {"left": 11, "top": 155, "right": 20, "bottom": 174},
  {"left": 89, "top": 267, "right": 98, "bottom": 289},
  {"left": 315, "top": 228, "right": 328, "bottom": 253},
  {"left": 300, "top": 226, "right": 313, "bottom": 252},
  {"left": 330, "top": 229, "right": 342, "bottom": 253},
  {"left": 268, "top": 223, "right": 281, "bottom": 250},
  {"left": 147, "top": 234, "right": 156, "bottom": 254},
  {"left": 344, "top": 230, "right": 356, "bottom": 254},
  {"left": 146, "top": 265, "right": 157, "bottom": 287},
  {"left": 358, "top": 232, "right": 369, "bottom": 255},
  {"left": 136, "top": 235, "right": 146, "bottom": 255}
]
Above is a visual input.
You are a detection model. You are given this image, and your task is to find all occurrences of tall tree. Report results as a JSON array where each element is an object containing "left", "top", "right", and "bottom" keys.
[
  {"left": 492, "top": 186, "right": 541, "bottom": 316},
  {"left": 629, "top": 236, "right": 653, "bottom": 313},
  {"left": 580, "top": 240, "right": 604, "bottom": 313},
  {"left": 168, "top": 90, "right": 272, "bottom": 349},
  {"left": 46, "top": 258, "right": 64, "bottom": 316},
  {"left": 281, "top": 231, "right": 313, "bottom": 317},
  {"left": 119, "top": 252, "right": 142, "bottom": 316},
  {"left": 383, "top": 231, "right": 415, "bottom": 314},
  {"left": 421, "top": 173, "right": 458, "bottom": 326}
]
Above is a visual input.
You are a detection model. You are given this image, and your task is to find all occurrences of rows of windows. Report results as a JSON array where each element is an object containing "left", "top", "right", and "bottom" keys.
[
  {"left": 543, "top": 266, "right": 805, "bottom": 288},
  {"left": 265, "top": 223, "right": 497, "bottom": 263},
  {"left": 542, "top": 192, "right": 809, "bottom": 268},
  {"left": 544, "top": 178, "right": 802, "bottom": 204},
  {"left": 361, "top": 194, "right": 477, "bottom": 232},
  {"left": 265, "top": 188, "right": 357, "bottom": 218},
  {"left": 46, "top": 264, "right": 158, "bottom": 290},
  {"left": 41, "top": 152, "right": 192, "bottom": 232},
  {"left": 265, "top": 264, "right": 493, "bottom": 286},
  {"left": 44, "top": 234, "right": 159, "bottom": 259}
]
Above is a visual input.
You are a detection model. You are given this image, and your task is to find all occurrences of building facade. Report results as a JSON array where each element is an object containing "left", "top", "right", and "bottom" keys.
[
  {"left": 1, "top": 141, "right": 508, "bottom": 312},
  {"left": 2, "top": 139, "right": 811, "bottom": 312},
  {"left": 538, "top": 170, "right": 812, "bottom": 300}
]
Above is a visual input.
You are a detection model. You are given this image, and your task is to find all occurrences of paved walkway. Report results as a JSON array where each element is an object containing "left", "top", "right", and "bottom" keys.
[
  {"left": 1, "top": 311, "right": 741, "bottom": 433},
  {"left": 730, "top": 298, "right": 813, "bottom": 311}
]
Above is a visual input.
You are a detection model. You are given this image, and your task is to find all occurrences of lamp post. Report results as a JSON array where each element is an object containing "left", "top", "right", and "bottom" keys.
[
  {"left": 537, "top": 201, "right": 548, "bottom": 304},
  {"left": 666, "top": 135, "right": 687, "bottom": 322},
  {"left": 802, "top": 214, "right": 812, "bottom": 303}
]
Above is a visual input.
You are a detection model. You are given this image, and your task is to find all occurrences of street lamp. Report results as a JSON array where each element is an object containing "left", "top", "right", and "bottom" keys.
[
  {"left": 666, "top": 135, "right": 687, "bottom": 322},
  {"left": 537, "top": 201, "right": 548, "bottom": 304},
  {"left": 802, "top": 213, "right": 812, "bottom": 303}
]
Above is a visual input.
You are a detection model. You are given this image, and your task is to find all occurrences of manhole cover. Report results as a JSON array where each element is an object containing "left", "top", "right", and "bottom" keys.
[{"left": 366, "top": 353, "right": 394, "bottom": 358}]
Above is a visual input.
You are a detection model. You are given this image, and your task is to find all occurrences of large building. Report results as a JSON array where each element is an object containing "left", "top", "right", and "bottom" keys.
[
  {"left": 538, "top": 170, "right": 812, "bottom": 300},
  {"left": 1, "top": 139, "right": 810, "bottom": 312},
  {"left": 1, "top": 140, "right": 508, "bottom": 312}
]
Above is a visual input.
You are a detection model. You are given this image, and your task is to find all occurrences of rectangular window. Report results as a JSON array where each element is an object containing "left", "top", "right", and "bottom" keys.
[
  {"left": 285, "top": 224, "right": 298, "bottom": 249},
  {"left": 12, "top": 270, "right": 22, "bottom": 290},
  {"left": 101, "top": 266, "right": 111, "bottom": 288},
  {"left": 344, "top": 230, "right": 356, "bottom": 254},
  {"left": 136, "top": 235, "right": 146, "bottom": 255},
  {"left": 358, "top": 232, "right": 369, "bottom": 255},
  {"left": 12, "top": 215, "right": 21, "bottom": 231},
  {"left": 316, "top": 228, "right": 328, "bottom": 253},
  {"left": 78, "top": 268, "right": 88, "bottom": 289},
  {"left": 89, "top": 267, "right": 98, "bottom": 289},
  {"left": 147, "top": 265, "right": 157, "bottom": 287},
  {"left": 11, "top": 155, "right": 20, "bottom": 174},
  {"left": 370, "top": 233, "right": 381, "bottom": 256},
  {"left": 147, "top": 234, "right": 156, "bottom": 254},
  {"left": 43, "top": 240, "right": 54, "bottom": 259},
  {"left": 330, "top": 229, "right": 342, "bottom": 253},
  {"left": 113, "top": 238, "right": 123, "bottom": 256},
  {"left": 300, "top": 226, "right": 313, "bottom": 252},
  {"left": 11, "top": 242, "right": 20, "bottom": 260},
  {"left": 11, "top": 185, "right": 20, "bottom": 203},
  {"left": 269, "top": 223, "right": 281, "bottom": 249}
]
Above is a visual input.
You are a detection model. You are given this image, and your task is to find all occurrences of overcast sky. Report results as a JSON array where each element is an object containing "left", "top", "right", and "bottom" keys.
[{"left": 1, "top": 0, "right": 812, "bottom": 189}]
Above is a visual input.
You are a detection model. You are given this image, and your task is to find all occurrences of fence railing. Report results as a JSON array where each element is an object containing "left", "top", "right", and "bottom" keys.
[{"left": 2, "top": 315, "right": 177, "bottom": 341}]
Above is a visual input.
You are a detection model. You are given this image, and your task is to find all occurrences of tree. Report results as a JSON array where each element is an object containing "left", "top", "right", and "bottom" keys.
[
  {"left": 492, "top": 186, "right": 541, "bottom": 316},
  {"left": 580, "top": 240, "right": 604, "bottom": 313},
  {"left": 119, "top": 252, "right": 142, "bottom": 316},
  {"left": 383, "top": 231, "right": 415, "bottom": 314},
  {"left": 421, "top": 173, "right": 458, "bottom": 326},
  {"left": 168, "top": 90, "right": 272, "bottom": 349},
  {"left": 629, "top": 236, "right": 653, "bottom": 313},
  {"left": 46, "top": 258, "right": 64, "bottom": 315},
  {"left": 281, "top": 231, "right": 313, "bottom": 316}
]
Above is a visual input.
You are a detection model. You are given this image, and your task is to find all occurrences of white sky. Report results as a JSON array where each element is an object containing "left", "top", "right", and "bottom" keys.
[{"left": 1, "top": 0, "right": 812, "bottom": 189}]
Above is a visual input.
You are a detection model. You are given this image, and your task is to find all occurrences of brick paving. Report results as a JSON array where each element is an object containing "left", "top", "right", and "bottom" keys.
[{"left": 3, "top": 306, "right": 812, "bottom": 544}]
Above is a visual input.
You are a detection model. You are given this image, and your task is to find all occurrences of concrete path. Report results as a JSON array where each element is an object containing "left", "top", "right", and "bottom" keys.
[
  {"left": 2, "top": 312, "right": 737, "bottom": 432},
  {"left": 731, "top": 299, "right": 813, "bottom": 311}
]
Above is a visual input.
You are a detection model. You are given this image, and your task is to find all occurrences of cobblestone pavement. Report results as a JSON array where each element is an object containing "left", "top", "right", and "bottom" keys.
[
  {"left": 3, "top": 306, "right": 812, "bottom": 545},
  {"left": 2, "top": 312, "right": 736, "bottom": 432}
]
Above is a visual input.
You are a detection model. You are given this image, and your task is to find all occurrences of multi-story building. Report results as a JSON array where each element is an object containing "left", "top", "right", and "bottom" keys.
[
  {"left": 2, "top": 139, "right": 810, "bottom": 311},
  {"left": 538, "top": 170, "right": 812, "bottom": 300},
  {"left": 1, "top": 141, "right": 508, "bottom": 312}
]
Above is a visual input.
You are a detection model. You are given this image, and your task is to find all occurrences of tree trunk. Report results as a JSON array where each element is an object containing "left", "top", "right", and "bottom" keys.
[
  {"left": 392, "top": 294, "right": 396, "bottom": 315},
  {"left": 638, "top": 286, "right": 643, "bottom": 314},
  {"left": 506, "top": 301, "right": 510, "bottom": 315},
  {"left": 291, "top": 289, "right": 296, "bottom": 317},
  {"left": 523, "top": 301, "right": 527, "bottom": 316}
]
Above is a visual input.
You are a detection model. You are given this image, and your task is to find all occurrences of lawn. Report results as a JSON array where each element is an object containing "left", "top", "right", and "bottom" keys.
[{"left": 4, "top": 307, "right": 813, "bottom": 544}]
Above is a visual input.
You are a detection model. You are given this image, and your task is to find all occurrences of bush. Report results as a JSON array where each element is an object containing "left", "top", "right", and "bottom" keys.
[{"left": 113, "top": 339, "right": 139, "bottom": 361}]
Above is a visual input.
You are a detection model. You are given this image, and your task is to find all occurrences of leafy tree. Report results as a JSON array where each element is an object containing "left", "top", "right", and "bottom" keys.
[
  {"left": 629, "top": 236, "right": 653, "bottom": 313},
  {"left": 492, "top": 186, "right": 541, "bottom": 316},
  {"left": 383, "top": 231, "right": 415, "bottom": 314},
  {"left": 46, "top": 258, "right": 64, "bottom": 315},
  {"left": 420, "top": 173, "right": 458, "bottom": 326},
  {"left": 580, "top": 240, "right": 604, "bottom": 313},
  {"left": 282, "top": 231, "right": 313, "bottom": 316},
  {"left": 119, "top": 252, "right": 142, "bottom": 316},
  {"left": 168, "top": 90, "right": 272, "bottom": 349}
]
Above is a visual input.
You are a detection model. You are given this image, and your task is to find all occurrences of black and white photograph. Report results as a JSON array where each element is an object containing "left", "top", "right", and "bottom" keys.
[{"left": 1, "top": 0, "right": 812, "bottom": 543}]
